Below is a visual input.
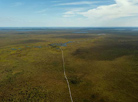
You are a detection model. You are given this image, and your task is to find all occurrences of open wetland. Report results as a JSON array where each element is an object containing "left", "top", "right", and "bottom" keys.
[{"left": 0, "top": 28, "right": 138, "bottom": 102}]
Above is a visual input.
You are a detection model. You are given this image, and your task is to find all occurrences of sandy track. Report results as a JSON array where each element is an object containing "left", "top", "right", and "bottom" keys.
[{"left": 60, "top": 47, "right": 74, "bottom": 102}]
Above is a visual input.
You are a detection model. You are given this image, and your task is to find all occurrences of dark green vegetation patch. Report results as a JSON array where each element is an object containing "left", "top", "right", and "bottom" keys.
[{"left": 73, "top": 35, "right": 138, "bottom": 61}]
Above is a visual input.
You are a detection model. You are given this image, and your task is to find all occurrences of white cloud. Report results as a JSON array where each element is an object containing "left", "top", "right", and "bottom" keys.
[
  {"left": 63, "top": 0, "right": 138, "bottom": 26},
  {"left": 58, "top": 1, "right": 96, "bottom": 6},
  {"left": 63, "top": 8, "right": 88, "bottom": 18},
  {"left": 63, "top": 10, "right": 79, "bottom": 18},
  {"left": 80, "top": 0, "right": 138, "bottom": 20},
  {"left": 63, "top": 11, "right": 75, "bottom": 17}
]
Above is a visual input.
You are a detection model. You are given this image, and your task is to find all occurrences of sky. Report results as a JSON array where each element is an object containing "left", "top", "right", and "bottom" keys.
[{"left": 0, "top": 0, "right": 138, "bottom": 27}]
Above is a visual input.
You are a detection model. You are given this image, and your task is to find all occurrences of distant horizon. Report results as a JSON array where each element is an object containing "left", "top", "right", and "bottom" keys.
[{"left": 0, "top": 27, "right": 138, "bottom": 28}]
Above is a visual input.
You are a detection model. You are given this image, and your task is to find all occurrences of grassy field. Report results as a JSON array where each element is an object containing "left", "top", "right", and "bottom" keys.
[{"left": 0, "top": 29, "right": 138, "bottom": 102}]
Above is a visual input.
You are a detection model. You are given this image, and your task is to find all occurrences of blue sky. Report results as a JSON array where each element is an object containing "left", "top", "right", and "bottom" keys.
[{"left": 0, "top": 0, "right": 138, "bottom": 27}]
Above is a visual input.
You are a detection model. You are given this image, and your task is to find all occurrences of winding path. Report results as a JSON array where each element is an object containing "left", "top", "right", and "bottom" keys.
[{"left": 60, "top": 47, "right": 74, "bottom": 102}]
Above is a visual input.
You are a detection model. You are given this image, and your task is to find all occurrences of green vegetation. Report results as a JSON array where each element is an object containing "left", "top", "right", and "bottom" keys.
[{"left": 0, "top": 30, "right": 138, "bottom": 102}]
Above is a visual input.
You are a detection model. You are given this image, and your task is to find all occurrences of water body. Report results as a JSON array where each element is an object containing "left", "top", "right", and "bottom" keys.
[
  {"left": 11, "top": 48, "right": 17, "bottom": 50},
  {"left": 73, "top": 31, "right": 88, "bottom": 34},
  {"left": 50, "top": 41, "right": 73, "bottom": 47}
]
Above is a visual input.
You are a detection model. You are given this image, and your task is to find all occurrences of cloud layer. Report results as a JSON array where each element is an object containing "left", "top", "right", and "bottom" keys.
[
  {"left": 63, "top": 0, "right": 138, "bottom": 26},
  {"left": 80, "top": 0, "right": 138, "bottom": 20}
]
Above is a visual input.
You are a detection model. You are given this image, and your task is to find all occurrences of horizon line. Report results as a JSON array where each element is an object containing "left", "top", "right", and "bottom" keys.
[{"left": 0, "top": 26, "right": 138, "bottom": 28}]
